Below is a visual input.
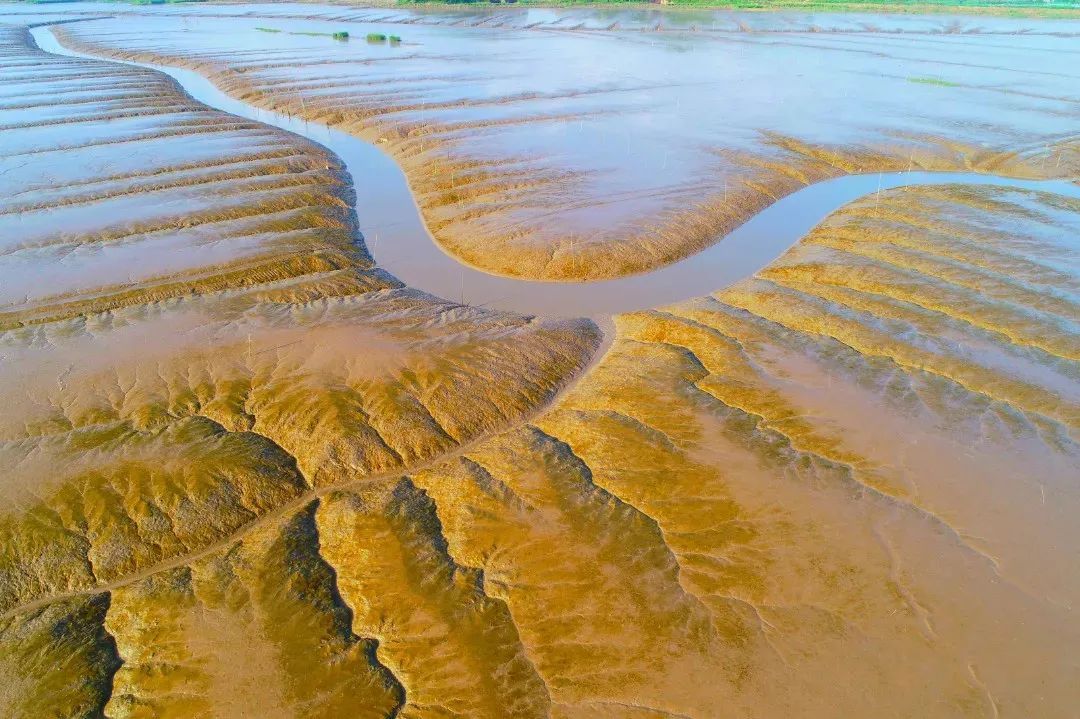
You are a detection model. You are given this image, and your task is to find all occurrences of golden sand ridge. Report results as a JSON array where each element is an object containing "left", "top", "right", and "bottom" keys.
[
  {"left": 1, "top": 12, "right": 1079, "bottom": 719},
  {"left": 0, "top": 25, "right": 597, "bottom": 717},
  {"left": 49, "top": 19, "right": 1080, "bottom": 282},
  {"left": 400, "top": 184, "right": 1079, "bottom": 717},
  {"left": 8, "top": 179, "right": 1075, "bottom": 717}
]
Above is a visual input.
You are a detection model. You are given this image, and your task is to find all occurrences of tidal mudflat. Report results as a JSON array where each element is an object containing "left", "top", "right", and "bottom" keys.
[
  {"left": 0, "top": 3, "right": 1078, "bottom": 718},
  {"left": 22, "top": 2, "right": 1080, "bottom": 281}
]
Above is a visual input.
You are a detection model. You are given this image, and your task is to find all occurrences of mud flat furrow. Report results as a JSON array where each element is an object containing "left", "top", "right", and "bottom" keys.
[
  {"left": 1, "top": 8, "right": 1079, "bottom": 718},
  {"left": 317, "top": 480, "right": 552, "bottom": 718},
  {"left": 0, "top": 593, "right": 120, "bottom": 718},
  {"left": 0, "top": 414, "right": 311, "bottom": 613},
  {"left": 0, "top": 24, "right": 604, "bottom": 714},
  {"left": 0, "top": 25, "right": 365, "bottom": 314},
  {"left": 8, "top": 4, "right": 1080, "bottom": 35},
  {"left": 48, "top": 16, "right": 1080, "bottom": 280},
  {"left": 0, "top": 290, "right": 600, "bottom": 613},
  {"left": 719, "top": 279, "right": 1079, "bottom": 427},
  {"left": 403, "top": 183, "right": 1077, "bottom": 715},
  {"left": 101, "top": 502, "right": 406, "bottom": 719},
  {"left": 0, "top": 157, "right": 338, "bottom": 215},
  {"left": 412, "top": 427, "right": 745, "bottom": 718}
]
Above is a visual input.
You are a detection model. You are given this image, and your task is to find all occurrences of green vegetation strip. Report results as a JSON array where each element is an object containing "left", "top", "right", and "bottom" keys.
[
  {"left": 396, "top": 0, "right": 1080, "bottom": 15},
  {"left": 908, "top": 76, "right": 961, "bottom": 87},
  {"left": 255, "top": 27, "right": 385, "bottom": 42}
]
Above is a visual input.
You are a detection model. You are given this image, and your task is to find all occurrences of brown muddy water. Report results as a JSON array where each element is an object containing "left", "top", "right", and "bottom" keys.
[
  {"left": 5, "top": 2, "right": 1080, "bottom": 286},
  {"left": 1, "top": 5, "right": 1079, "bottom": 718},
  {"left": 17, "top": 14, "right": 1080, "bottom": 316}
]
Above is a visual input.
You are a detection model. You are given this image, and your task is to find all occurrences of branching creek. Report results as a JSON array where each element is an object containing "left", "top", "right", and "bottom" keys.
[{"left": 29, "top": 23, "right": 1080, "bottom": 320}]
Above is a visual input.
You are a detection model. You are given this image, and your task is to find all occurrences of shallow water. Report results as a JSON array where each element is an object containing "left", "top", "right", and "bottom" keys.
[
  {"left": 30, "top": 24, "right": 1080, "bottom": 319},
  {"left": 10, "top": 3, "right": 1079, "bottom": 287},
  {"left": 2, "top": 12, "right": 1080, "bottom": 719}
]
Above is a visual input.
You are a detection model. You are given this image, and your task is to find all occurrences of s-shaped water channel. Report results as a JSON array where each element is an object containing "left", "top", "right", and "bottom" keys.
[{"left": 29, "top": 24, "right": 1080, "bottom": 319}]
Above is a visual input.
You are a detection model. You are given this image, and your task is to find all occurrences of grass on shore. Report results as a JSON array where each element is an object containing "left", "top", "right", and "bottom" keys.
[
  {"left": 256, "top": 27, "right": 357, "bottom": 41},
  {"left": 393, "top": 0, "right": 1080, "bottom": 16},
  {"left": 21, "top": 0, "right": 1080, "bottom": 13},
  {"left": 908, "top": 76, "right": 961, "bottom": 87}
]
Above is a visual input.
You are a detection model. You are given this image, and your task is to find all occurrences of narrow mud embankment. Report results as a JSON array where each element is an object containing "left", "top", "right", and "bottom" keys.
[
  {"left": 44, "top": 17, "right": 1080, "bottom": 282},
  {"left": 28, "top": 23, "right": 1080, "bottom": 318}
]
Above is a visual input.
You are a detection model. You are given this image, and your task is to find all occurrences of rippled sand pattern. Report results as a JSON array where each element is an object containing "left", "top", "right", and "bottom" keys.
[
  {"left": 0, "top": 26, "right": 599, "bottom": 718},
  {"left": 42, "top": 5, "right": 1080, "bottom": 279},
  {"left": 1, "top": 7, "right": 1079, "bottom": 719},
  {"left": 0, "top": 26, "right": 369, "bottom": 324},
  {"left": 416, "top": 183, "right": 1080, "bottom": 717}
]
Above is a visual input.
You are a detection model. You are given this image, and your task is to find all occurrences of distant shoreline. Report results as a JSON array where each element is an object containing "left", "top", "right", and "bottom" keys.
[
  {"left": 375, "top": 0, "right": 1080, "bottom": 18},
  {"left": 17, "top": 0, "right": 1080, "bottom": 19}
]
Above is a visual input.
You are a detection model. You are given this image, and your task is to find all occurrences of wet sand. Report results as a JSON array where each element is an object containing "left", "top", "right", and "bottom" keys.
[
  {"left": 0, "top": 6, "right": 1078, "bottom": 719},
  {"left": 16, "top": 2, "right": 1078, "bottom": 280},
  {"left": 27, "top": 23, "right": 1080, "bottom": 318}
]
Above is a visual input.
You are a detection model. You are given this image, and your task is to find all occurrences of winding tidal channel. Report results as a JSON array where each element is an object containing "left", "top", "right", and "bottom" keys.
[{"left": 30, "top": 23, "right": 1080, "bottom": 319}]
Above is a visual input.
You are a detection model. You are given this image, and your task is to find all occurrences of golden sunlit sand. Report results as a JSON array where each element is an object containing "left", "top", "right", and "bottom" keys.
[
  {"left": 44, "top": 12, "right": 1080, "bottom": 282},
  {"left": 0, "top": 5, "right": 1077, "bottom": 718}
]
